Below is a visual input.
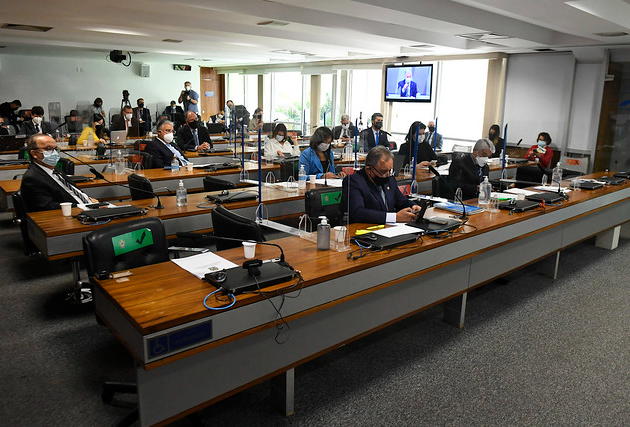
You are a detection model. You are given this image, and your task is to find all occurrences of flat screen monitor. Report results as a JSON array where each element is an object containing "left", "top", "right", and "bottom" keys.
[{"left": 384, "top": 64, "right": 433, "bottom": 103}]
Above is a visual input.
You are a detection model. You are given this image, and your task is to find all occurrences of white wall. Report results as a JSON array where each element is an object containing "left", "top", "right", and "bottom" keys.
[{"left": 0, "top": 53, "right": 201, "bottom": 124}]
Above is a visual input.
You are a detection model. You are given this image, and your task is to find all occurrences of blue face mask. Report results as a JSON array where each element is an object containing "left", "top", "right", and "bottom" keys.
[
  {"left": 42, "top": 149, "right": 60, "bottom": 167},
  {"left": 538, "top": 140, "right": 547, "bottom": 148}
]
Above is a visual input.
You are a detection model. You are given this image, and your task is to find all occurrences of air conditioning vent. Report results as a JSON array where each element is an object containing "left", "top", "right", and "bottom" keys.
[
  {"left": 1, "top": 23, "right": 52, "bottom": 32},
  {"left": 162, "top": 39, "right": 183, "bottom": 43},
  {"left": 593, "top": 31, "right": 629, "bottom": 37},
  {"left": 257, "top": 20, "right": 289, "bottom": 27}
]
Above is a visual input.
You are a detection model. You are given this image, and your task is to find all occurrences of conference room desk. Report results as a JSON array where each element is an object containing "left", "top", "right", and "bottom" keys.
[
  {"left": 0, "top": 162, "right": 280, "bottom": 211},
  {"left": 95, "top": 172, "right": 630, "bottom": 426},
  {"left": 26, "top": 184, "right": 314, "bottom": 261}
]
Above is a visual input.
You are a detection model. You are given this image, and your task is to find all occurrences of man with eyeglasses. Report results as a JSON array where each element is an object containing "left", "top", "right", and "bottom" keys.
[
  {"left": 145, "top": 120, "right": 190, "bottom": 168},
  {"left": 20, "top": 134, "right": 97, "bottom": 212},
  {"left": 342, "top": 146, "right": 421, "bottom": 224}
]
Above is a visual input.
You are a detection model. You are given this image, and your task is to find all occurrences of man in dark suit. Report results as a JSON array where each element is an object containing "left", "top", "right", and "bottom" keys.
[
  {"left": 20, "top": 106, "right": 53, "bottom": 137},
  {"left": 162, "top": 101, "right": 184, "bottom": 118},
  {"left": 360, "top": 113, "right": 392, "bottom": 150},
  {"left": 332, "top": 114, "right": 356, "bottom": 142},
  {"left": 132, "top": 98, "right": 151, "bottom": 136},
  {"left": 111, "top": 105, "right": 141, "bottom": 137},
  {"left": 342, "top": 146, "right": 420, "bottom": 224},
  {"left": 20, "top": 134, "right": 96, "bottom": 212},
  {"left": 176, "top": 111, "right": 213, "bottom": 151},
  {"left": 448, "top": 138, "right": 494, "bottom": 200},
  {"left": 397, "top": 69, "right": 417, "bottom": 98},
  {"left": 144, "top": 120, "right": 190, "bottom": 168},
  {"left": 425, "top": 120, "right": 443, "bottom": 151}
]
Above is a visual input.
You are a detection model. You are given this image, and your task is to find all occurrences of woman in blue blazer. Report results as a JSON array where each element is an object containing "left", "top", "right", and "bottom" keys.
[{"left": 299, "top": 127, "right": 346, "bottom": 179}]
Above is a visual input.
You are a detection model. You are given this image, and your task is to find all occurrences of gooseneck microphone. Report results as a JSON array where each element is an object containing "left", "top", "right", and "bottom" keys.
[
  {"left": 176, "top": 232, "right": 286, "bottom": 264},
  {"left": 59, "top": 150, "right": 106, "bottom": 180},
  {"left": 427, "top": 164, "right": 468, "bottom": 221}
]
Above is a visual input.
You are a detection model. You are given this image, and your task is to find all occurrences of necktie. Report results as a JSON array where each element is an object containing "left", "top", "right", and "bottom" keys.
[
  {"left": 379, "top": 186, "right": 389, "bottom": 210},
  {"left": 53, "top": 169, "right": 91, "bottom": 204},
  {"left": 126, "top": 120, "right": 131, "bottom": 129},
  {"left": 375, "top": 131, "right": 379, "bottom": 147},
  {"left": 168, "top": 143, "right": 188, "bottom": 165},
  {"left": 35, "top": 124, "right": 41, "bottom": 133},
  {"left": 192, "top": 129, "right": 199, "bottom": 148}
]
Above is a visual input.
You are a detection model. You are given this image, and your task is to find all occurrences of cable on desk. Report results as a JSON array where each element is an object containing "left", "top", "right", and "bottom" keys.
[
  {"left": 203, "top": 288, "right": 236, "bottom": 310},
  {"left": 81, "top": 218, "right": 111, "bottom": 226},
  {"left": 251, "top": 274, "right": 291, "bottom": 344},
  {"left": 195, "top": 201, "right": 215, "bottom": 209}
]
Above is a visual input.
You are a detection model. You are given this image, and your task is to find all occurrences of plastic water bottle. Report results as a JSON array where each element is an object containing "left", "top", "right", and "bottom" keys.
[
  {"left": 86, "top": 131, "right": 94, "bottom": 148},
  {"left": 478, "top": 176, "right": 491, "bottom": 207},
  {"left": 552, "top": 161, "right": 563, "bottom": 188},
  {"left": 317, "top": 216, "right": 330, "bottom": 250},
  {"left": 298, "top": 164, "right": 307, "bottom": 189},
  {"left": 114, "top": 150, "right": 125, "bottom": 175},
  {"left": 176, "top": 180, "right": 187, "bottom": 207},
  {"left": 55, "top": 129, "right": 61, "bottom": 143},
  {"left": 171, "top": 157, "right": 180, "bottom": 172}
]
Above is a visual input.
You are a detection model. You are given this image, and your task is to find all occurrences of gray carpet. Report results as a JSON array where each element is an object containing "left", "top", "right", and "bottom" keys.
[{"left": 1, "top": 211, "right": 629, "bottom": 426}]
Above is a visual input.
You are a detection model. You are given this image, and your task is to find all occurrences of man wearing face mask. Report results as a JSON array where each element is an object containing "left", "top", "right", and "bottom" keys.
[
  {"left": 333, "top": 114, "right": 356, "bottom": 142},
  {"left": 133, "top": 98, "right": 152, "bottom": 136},
  {"left": 425, "top": 120, "right": 443, "bottom": 151},
  {"left": 397, "top": 69, "right": 418, "bottom": 98},
  {"left": 145, "top": 120, "right": 190, "bottom": 169},
  {"left": 342, "top": 146, "right": 421, "bottom": 224},
  {"left": 448, "top": 138, "right": 495, "bottom": 200},
  {"left": 178, "top": 81, "right": 199, "bottom": 114},
  {"left": 20, "top": 106, "right": 53, "bottom": 137},
  {"left": 20, "top": 134, "right": 97, "bottom": 212},
  {"left": 176, "top": 111, "right": 212, "bottom": 152},
  {"left": 360, "top": 113, "right": 391, "bottom": 150},
  {"left": 111, "top": 106, "right": 141, "bottom": 137}
]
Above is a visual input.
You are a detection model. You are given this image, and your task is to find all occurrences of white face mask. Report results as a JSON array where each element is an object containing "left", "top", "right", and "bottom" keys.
[
  {"left": 418, "top": 133, "right": 425, "bottom": 143},
  {"left": 276, "top": 135, "right": 285, "bottom": 142},
  {"left": 163, "top": 132, "right": 174, "bottom": 143},
  {"left": 32, "top": 116, "right": 43, "bottom": 125},
  {"left": 185, "top": 86, "right": 191, "bottom": 91},
  {"left": 342, "top": 123, "right": 349, "bottom": 129},
  {"left": 476, "top": 156, "right": 489, "bottom": 167},
  {"left": 125, "top": 113, "right": 133, "bottom": 120},
  {"left": 318, "top": 143, "right": 330, "bottom": 152},
  {"left": 405, "top": 77, "right": 411, "bottom": 83}
]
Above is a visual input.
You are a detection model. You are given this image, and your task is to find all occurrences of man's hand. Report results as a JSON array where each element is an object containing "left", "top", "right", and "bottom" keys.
[
  {"left": 396, "top": 207, "right": 419, "bottom": 222},
  {"left": 198, "top": 142, "right": 210, "bottom": 151}
]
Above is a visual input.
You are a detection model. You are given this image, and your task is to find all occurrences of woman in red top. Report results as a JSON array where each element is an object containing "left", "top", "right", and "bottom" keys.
[{"left": 525, "top": 132, "right": 554, "bottom": 168}]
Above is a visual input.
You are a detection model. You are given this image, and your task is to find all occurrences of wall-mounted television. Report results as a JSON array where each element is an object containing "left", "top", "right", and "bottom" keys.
[{"left": 384, "top": 64, "right": 433, "bottom": 103}]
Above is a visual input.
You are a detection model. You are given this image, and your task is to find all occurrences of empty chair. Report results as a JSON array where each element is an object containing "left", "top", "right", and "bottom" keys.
[
  {"left": 211, "top": 205, "right": 264, "bottom": 251},
  {"left": 305, "top": 187, "right": 345, "bottom": 227},
  {"left": 128, "top": 173, "right": 154, "bottom": 200},
  {"left": 203, "top": 176, "right": 236, "bottom": 192},
  {"left": 431, "top": 175, "right": 454, "bottom": 199},
  {"left": 56, "top": 157, "right": 75, "bottom": 175},
  {"left": 127, "top": 150, "right": 153, "bottom": 170}
]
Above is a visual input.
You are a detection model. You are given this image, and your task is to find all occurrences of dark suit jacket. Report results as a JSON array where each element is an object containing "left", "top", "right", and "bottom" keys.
[
  {"left": 448, "top": 154, "right": 489, "bottom": 200},
  {"left": 425, "top": 131, "right": 443, "bottom": 150},
  {"left": 176, "top": 125, "right": 213, "bottom": 151},
  {"left": 333, "top": 124, "right": 356, "bottom": 140},
  {"left": 132, "top": 107, "right": 151, "bottom": 136},
  {"left": 342, "top": 168, "right": 414, "bottom": 224},
  {"left": 20, "top": 163, "right": 80, "bottom": 212},
  {"left": 20, "top": 120, "right": 53, "bottom": 137},
  {"left": 144, "top": 137, "right": 189, "bottom": 168},
  {"left": 397, "top": 140, "right": 437, "bottom": 166},
  {"left": 361, "top": 128, "right": 392, "bottom": 150},
  {"left": 397, "top": 80, "right": 418, "bottom": 97},
  {"left": 110, "top": 114, "right": 141, "bottom": 138}
]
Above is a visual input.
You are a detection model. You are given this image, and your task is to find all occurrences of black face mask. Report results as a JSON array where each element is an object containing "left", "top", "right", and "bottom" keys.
[
  {"left": 372, "top": 175, "right": 389, "bottom": 186},
  {"left": 188, "top": 121, "right": 199, "bottom": 129},
  {"left": 489, "top": 131, "right": 496, "bottom": 140},
  {"left": 374, "top": 121, "right": 383, "bottom": 130},
  {"left": 255, "top": 114, "right": 262, "bottom": 119},
  {"left": 95, "top": 124, "right": 104, "bottom": 136},
  {"left": 138, "top": 103, "right": 144, "bottom": 108},
  {"left": 428, "top": 126, "right": 435, "bottom": 132}
]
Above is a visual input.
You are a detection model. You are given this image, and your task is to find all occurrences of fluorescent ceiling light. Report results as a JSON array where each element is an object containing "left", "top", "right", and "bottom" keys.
[
  {"left": 565, "top": 0, "right": 630, "bottom": 29},
  {"left": 83, "top": 27, "right": 149, "bottom": 37},
  {"left": 154, "top": 50, "right": 196, "bottom": 56},
  {"left": 229, "top": 42, "right": 257, "bottom": 47}
]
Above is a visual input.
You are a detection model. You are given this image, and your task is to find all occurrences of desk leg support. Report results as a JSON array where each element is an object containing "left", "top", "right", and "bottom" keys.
[
  {"left": 595, "top": 226, "right": 621, "bottom": 250},
  {"left": 271, "top": 368, "right": 294, "bottom": 416},
  {"left": 621, "top": 222, "right": 630, "bottom": 239},
  {"left": 443, "top": 292, "right": 467, "bottom": 328},
  {"left": 553, "top": 251, "right": 561, "bottom": 280}
]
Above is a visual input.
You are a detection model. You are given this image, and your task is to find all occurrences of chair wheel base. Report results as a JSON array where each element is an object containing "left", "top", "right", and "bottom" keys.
[{"left": 65, "top": 288, "right": 93, "bottom": 304}]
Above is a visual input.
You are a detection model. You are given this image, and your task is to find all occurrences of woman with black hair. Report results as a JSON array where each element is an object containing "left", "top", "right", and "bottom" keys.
[
  {"left": 488, "top": 124, "right": 504, "bottom": 158},
  {"left": 264, "top": 123, "right": 300, "bottom": 158},
  {"left": 299, "top": 126, "right": 346, "bottom": 179},
  {"left": 525, "top": 132, "right": 554, "bottom": 168},
  {"left": 77, "top": 113, "right": 106, "bottom": 146},
  {"left": 397, "top": 121, "right": 437, "bottom": 168}
]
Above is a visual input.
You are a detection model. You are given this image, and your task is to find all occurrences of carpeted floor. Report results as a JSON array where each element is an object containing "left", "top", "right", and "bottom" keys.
[{"left": 1, "top": 211, "right": 629, "bottom": 426}]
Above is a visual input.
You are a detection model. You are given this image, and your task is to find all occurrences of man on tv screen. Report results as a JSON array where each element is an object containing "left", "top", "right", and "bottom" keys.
[{"left": 397, "top": 69, "right": 417, "bottom": 98}]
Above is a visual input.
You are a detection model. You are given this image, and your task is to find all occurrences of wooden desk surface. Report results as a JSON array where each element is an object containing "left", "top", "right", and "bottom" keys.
[{"left": 97, "top": 172, "right": 630, "bottom": 336}]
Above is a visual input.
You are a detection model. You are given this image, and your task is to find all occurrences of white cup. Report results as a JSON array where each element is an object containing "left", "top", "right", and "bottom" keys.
[
  {"left": 242, "top": 241, "right": 256, "bottom": 259},
  {"left": 60, "top": 202, "right": 72, "bottom": 217},
  {"left": 309, "top": 174, "right": 317, "bottom": 184},
  {"left": 186, "top": 163, "right": 194, "bottom": 172},
  {"left": 148, "top": 131, "right": 153, "bottom": 138},
  {"left": 333, "top": 225, "right": 347, "bottom": 243}
]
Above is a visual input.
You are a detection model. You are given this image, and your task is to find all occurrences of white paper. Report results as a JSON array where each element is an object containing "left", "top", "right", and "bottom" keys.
[
  {"left": 504, "top": 188, "right": 539, "bottom": 196},
  {"left": 314, "top": 178, "right": 343, "bottom": 187},
  {"left": 531, "top": 185, "right": 570, "bottom": 192},
  {"left": 171, "top": 251, "right": 238, "bottom": 279},
  {"left": 373, "top": 224, "right": 423, "bottom": 237},
  {"left": 77, "top": 202, "right": 119, "bottom": 211}
]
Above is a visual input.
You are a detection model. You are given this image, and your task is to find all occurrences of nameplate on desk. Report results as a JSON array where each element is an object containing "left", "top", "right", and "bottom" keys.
[{"left": 146, "top": 319, "right": 213, "bottom": 361}]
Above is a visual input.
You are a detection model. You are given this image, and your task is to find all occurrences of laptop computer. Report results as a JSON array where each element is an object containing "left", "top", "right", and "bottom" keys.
[
  {"left": 577, "top": 181, "right": 604, "bottom": 190},
  {"left": 204, "top": 261, "right": 296, "bottom": 295},
  {"left": 407, "top": 200, "right": 463, "bottom": 233},
  {"left": 508, "top": 158, "right": 529, "bottom": 164},
  {"left": 77, "top": 206, "right": 146, "bottom": 222},
  {"left": 206, "top": 191, "right": 258, "bottom": 204},
  {"left": 351, "top": 232, "right": 419, "bottom": 251},
  {"left": 526, "top": 192, "right": 566, "bottom": 203},
  {"left": 109, "top": 130, "right": 127, "bottom": 145},
  {"left": 0, "top": 135, "right": 27, "bottom": 152},
  {"left": 204, "top": 162, "right": 241, "bottom": 171},
  {"left": 207, "top": 123, "right": 225, "bottom": 134},
  {"left": 499, "top": 199, "right": 540, "bottom": 212},
  {"left": 597, "top": 176, "right": 625, "bottom": 185}
]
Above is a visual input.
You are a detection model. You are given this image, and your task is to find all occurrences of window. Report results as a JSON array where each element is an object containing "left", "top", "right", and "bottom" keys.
[
  {"left": 270, "top": 71, "right": 305, "bottom": 132},
  {"left": 348, "top": 69, "right": 382, "bottom": 129}
]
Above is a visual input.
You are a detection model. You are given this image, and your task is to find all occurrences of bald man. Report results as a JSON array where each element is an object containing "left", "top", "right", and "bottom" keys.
[{"left": 176, "top": 111, "right": 213, "bottom": 152}]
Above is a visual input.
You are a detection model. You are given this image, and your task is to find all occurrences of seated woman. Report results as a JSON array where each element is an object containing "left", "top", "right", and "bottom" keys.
[
  {"left": 77, "top": 113, "right": 106, "bottom": 146},
  {"left": 264, "top": 123, "right": 300, "bottom": 159},
  {"left": 488, "top": 124, "right": 504, "bottom": 158},
  {"left": 248, "top": 107, "right": 264, "bottom": 132},
  {"left": 299, "top": 127, "right": 346, "bottom": 179},
  {"left": 525, "top": 132, "right": 554, "bottom": 168},
  {"left": 397, "top": 121, "right": 437, "bottom": 174}
]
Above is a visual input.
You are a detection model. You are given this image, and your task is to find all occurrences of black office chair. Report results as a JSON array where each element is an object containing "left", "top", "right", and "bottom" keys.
[
  {"left": 55, "top": 157, "right": 75, "bottom": 175},
  {"left": 82, "top": 217, "right": 169, "bottom": 427},
  {"left": 305, "top": 187, "right": 345, "bottom": 227},
  {"left": 203, "top": 176, "right": 236, "bottom": 192},
  {"left": 431, "top": 175, "right": 454, "bottom": 199},
  {"left": 12, "top": 190, "right": 40, "bottom": 256},
  {"left": 133, "top": 139, "right": 151, "bottom": 151},
  {"left": 211, "top": 205, "right": 265, "bottom": 250},
  {"left": 127, "top": 150, "right": 154, "bottom": 170},
  {"left": 127, "top": 173, "right": 154, "bottom": 200}
]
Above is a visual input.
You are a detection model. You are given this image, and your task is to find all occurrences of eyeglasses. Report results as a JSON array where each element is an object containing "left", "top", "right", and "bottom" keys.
[
  {"left": 35, "top": 147, "right": 59, "bottom": 153},
  {"left": 369, "top": 165, "right": 393, "bottom": 178}
]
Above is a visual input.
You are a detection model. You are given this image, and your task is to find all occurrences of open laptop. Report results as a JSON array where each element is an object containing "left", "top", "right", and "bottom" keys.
[
  {"left": 109, "top": 130, "right": 127, "bottom": 145},
  {"left": 351, "top": 232, "right": 419, "bottom": 251},
  {"left": 407, "top": 199, "right": 463, "bottom": 233},
  {"left": 0, "top": 135, "right": 27, "bottom": 152}
]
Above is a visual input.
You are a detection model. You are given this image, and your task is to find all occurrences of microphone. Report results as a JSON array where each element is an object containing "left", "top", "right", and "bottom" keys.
[
  {"left": 427, "top": 164, "right": 468, "bottom": 221},
  {"left": 176, "top": 231, "right": 286, "bottom": 264},
  {"left": 516, "top": 138, "right": 523, "bottom": 146},
  {"left": 60, "top": 149, "right": 106, "bottom": 180}
]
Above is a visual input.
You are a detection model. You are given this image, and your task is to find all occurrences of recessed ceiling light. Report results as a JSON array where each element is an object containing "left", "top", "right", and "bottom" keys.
[{"left": 83, "top": 27, "right": 149, "bottom": 37}]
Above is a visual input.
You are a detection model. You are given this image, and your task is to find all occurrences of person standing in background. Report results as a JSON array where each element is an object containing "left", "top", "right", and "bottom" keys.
[{"left": 178, "top": 81, "right": 199, "bottom": 114}]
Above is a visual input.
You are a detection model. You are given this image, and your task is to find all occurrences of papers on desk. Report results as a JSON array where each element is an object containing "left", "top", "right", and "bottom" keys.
[
  {"left": 372, "top": 224, "right": 423, "bottom": 237},
  {"left": 314, "top": 178, "right": 343, "bottom": 187},
  {"left": 490, "top": 192, "right": 518, "bottom": 200},
  {"left": 504, "top": 188, "right": 538, "bottom": 196},
  {"left": 171, "top": 252, "right": 238, "bottom": 279},
  {"left": 76, "top": 202, "right": 119, "bottom": 211},
  {"left": 434, "top": 201, "right": 484, "bottom": 215},
  {"left": 531, "top": 185, "right": 570, "bottom": 193}
]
